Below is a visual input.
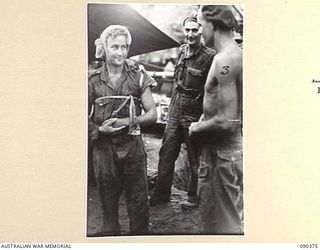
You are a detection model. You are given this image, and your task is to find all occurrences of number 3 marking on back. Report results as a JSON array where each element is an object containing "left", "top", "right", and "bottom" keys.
[{"left": 220, "top": 66, "right": 230, "bottom": 75}]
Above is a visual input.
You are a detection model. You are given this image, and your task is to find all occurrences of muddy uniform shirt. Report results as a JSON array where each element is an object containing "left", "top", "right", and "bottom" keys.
[
  {"left": 152, "top": 44, "right": 215, "bottom": 202},
  {"left": 88, "top": 60, "right": 155, "bottom": 235},
  {"left": 168, "top": 44, "right": 215, "bottom": 124},
  {"left": 88, "top": 61, "right": 155, "bottom": 143}
]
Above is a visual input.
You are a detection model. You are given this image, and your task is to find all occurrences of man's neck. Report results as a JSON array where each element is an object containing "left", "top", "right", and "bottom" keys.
[
  {"left": 105, "top": 61, "right": 124, "bottom": 75},
  {"left": 188, "top": 42, "right": 201, "bottom": 54},
  {"left": 214, "top": 32, "right": 237, "bottom": 52}
]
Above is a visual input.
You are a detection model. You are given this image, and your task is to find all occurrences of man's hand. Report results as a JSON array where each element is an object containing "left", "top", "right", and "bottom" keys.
[
  {"left": 189, "top": 121, "right": 200, "bottom": 136},
  {"left": 99, "top": 118, "right": 126, "bottom": 135},
  {"left": 110, "top": 117, "right": 129, "bottom": 128}
]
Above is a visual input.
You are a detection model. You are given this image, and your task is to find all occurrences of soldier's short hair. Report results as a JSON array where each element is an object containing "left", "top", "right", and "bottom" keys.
[
  {"left": 200, "top": 5, "right": 238, "bottom": 31},
  {"left": 182, "top": 16, "right": 198, "bottom": 26}
]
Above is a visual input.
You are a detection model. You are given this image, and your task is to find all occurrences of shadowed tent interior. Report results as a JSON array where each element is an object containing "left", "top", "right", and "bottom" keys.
[{"left": 88, "top": 4, "right": 180, "bottom": 62}]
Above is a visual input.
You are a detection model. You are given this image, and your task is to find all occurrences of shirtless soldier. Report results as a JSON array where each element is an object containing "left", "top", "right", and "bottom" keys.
[{"left": 189, "top": 5, "right": 243, "bottom": 234}]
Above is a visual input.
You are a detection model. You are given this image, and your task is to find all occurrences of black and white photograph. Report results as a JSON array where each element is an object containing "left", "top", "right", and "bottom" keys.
[
  {"left": 3, "top": 0, "right": 320, "bottom": 246},
  {"left": 86, "top": 3, "right": 244, "bottom": 236}
]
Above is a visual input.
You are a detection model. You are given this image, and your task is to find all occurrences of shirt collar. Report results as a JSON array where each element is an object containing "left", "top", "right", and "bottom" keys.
[
  {"left": 184, "top": 43, "right": 204, "bottom": 59},
  {"left": 100, "top": 61, "right": 132, "bottom": 84}
]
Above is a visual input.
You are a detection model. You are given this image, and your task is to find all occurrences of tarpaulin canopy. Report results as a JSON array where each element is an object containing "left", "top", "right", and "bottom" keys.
[{"left": 87, "top": 4, "right": 180, "bottom": 62}]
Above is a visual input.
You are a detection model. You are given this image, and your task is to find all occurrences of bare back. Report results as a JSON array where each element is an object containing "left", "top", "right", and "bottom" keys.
[{"left": 203, "top": 45, "right": 242, "bottom": 128}]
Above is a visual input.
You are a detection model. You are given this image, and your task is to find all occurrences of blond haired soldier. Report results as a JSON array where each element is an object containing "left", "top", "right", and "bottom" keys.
[{"left": 88, "top": 25, "right": 157, "bottom": 235}]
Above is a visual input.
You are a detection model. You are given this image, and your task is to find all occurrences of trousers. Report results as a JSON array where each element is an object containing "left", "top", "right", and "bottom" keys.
[
  {"left": 153, "top": 122, "right": 199, "bottom": 200},
  {"left": 198, "top": 143, "right": 243, "bottom": 234},
  {"left": 92, "top": 135, "right": 149, "bottom": 235}
]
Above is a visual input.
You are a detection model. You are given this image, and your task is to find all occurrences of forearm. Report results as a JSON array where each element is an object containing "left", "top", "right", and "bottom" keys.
[
  {"left": 194, "top": 115, "right": 238, "bottom": 133},
  {"left": 113, "top": 108, "right": 157, "bottom": 128},
  {"left": 137, "top": 107, "right": 157, "bottom": 127}
]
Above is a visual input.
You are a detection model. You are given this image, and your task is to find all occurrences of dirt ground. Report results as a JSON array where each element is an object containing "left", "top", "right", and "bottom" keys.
[{"left": 87, "top": 133, "right": 200, "bottom": 236}]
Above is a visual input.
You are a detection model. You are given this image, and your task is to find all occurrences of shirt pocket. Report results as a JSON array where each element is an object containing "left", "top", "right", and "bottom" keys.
[
  {"left": 216, "top": 149, "right": 243, "bottom": 198},
  {"left": 216, "top": 149, "right": 242, "bottom": 177},
  {"left": 216, "top": 150, "right": 242, "bottom": 162},
  {"left": 187, "top": 67, "right": 203, "bottom": 77},
  {"left": 185, "top": 66, "right": 204, "bottom": 89},
  {"left": 94, "top": 98, "right": 113, "bottom": 124}
]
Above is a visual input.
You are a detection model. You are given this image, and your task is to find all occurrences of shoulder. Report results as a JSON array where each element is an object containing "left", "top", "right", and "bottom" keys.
[
  {"left": 88, "top": 67, "right": 102, "bottom": 85},
  {"left": 125, "top": 59, "right": 140, "bottom": 71},
  {"left": 88, "top": 67, "right": 101, "bottom": 79},
  {"left": 201, "top": 45, "right": 216, "bottom": 57},
  {"left": 214, "top": 51, "right": 241, "bottom": 77},
  {"left": 125, "top": 59, "right": 156, "bottom": 90},
  {"left": 215, "top": 51, "right": 240, "bottom": 68},
  {"left": 126, "top": 59, "right": 147, "bottom": 77},
  {"left": 214, "top": 52, "right": 230, "bottom": 65}
]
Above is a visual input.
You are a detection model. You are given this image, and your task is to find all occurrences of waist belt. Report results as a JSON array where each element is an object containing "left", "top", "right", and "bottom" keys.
[
  {"left": 176, "top": 88, "right": 202, "bottom": 99},
  {"left": 176, "top": 82, "right": 203, "bottom": 99}
]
